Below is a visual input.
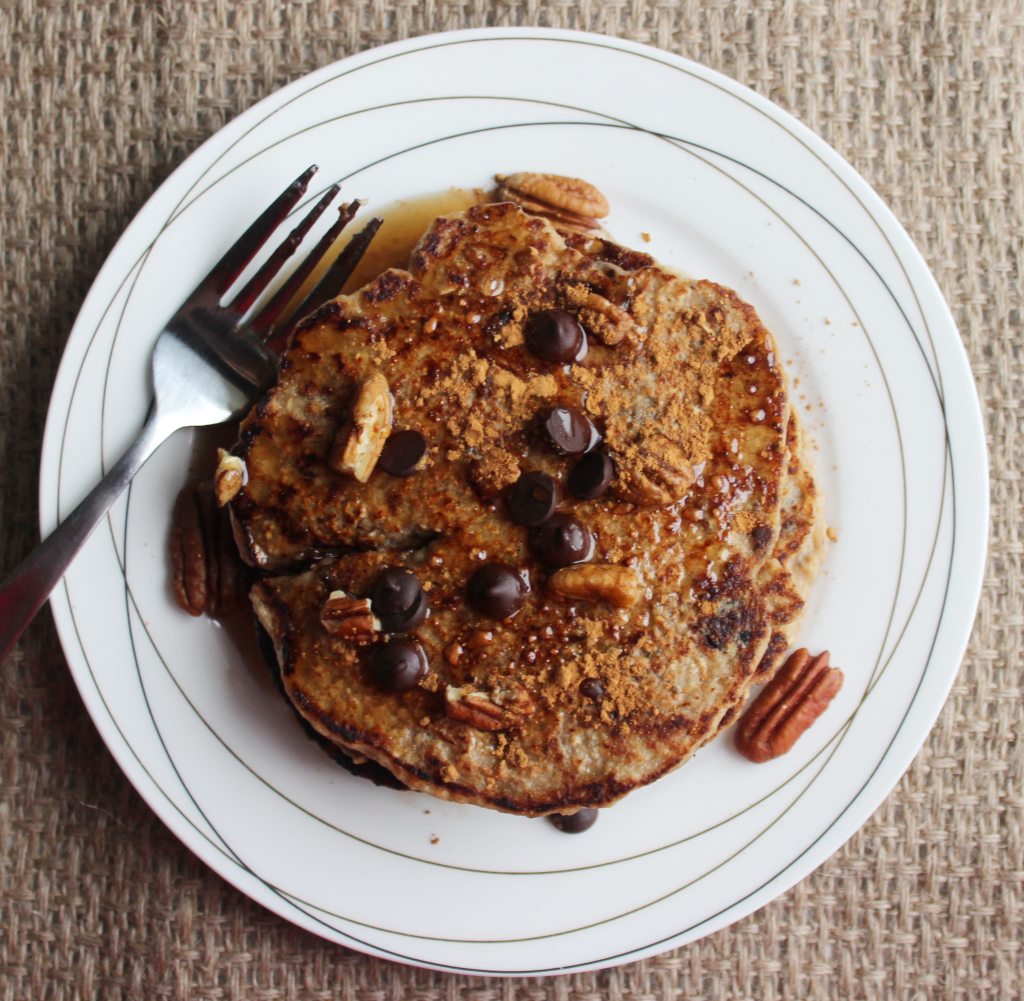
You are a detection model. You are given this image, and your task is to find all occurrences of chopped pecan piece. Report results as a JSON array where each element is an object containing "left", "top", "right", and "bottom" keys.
[
  {"left": 547, "top": 564, "right": 643, "bottom": 608},
  {"left": 214, "top": 449, "right": 246, "bottom": 506},
  {"left": 320, "top": 591, "right": 380, "bottom": 643},
  {"left": 734, "top": 649, "right": 844, "bottom": 762},
  {"left": 169, "top": 480, "right": 253, "bottom": 618},
  {"left": 445, "top": 684, "right": 533, "bottom": 731},
  {"left": 578, "top": 292, "right": 634, "bottom": 346},
  {"left": 330, "top": 371, "right": 393, "bottom": 482}
]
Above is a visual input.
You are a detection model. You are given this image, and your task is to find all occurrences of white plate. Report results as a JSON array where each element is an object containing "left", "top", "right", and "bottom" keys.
[{"left": 40, "top": 28, "right": 988, "bottom": 974}]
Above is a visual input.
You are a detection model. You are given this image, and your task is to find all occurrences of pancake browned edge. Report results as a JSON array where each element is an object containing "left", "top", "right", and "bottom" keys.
[
  {"left": 252, "top": 615, "right": 408, "bottom": 790},
  {"left": 712, "top": 410, "right": 828, "bottom": 739},
  {"left": 236, "top": 202, "right": 829, "bottom": 816}
]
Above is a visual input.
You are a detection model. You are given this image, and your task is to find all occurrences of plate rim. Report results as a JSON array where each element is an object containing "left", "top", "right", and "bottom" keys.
[{"left": 39, "top": 26, "right": 989, "bottom": 974}]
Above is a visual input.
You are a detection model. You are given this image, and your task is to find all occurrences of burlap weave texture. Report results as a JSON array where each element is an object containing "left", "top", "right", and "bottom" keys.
[{"left": 1, "top": 1, "right": 1021, "bottom": 998}]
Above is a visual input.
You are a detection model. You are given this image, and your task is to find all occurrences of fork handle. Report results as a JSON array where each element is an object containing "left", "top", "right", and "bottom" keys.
[{"left": 0, "top": 412, "right": 176, "bottom": 663}]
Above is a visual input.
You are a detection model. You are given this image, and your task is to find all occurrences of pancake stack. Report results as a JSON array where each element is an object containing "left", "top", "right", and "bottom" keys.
[{"left": 228, "top": 201, "right": 827, "bottom": 815}]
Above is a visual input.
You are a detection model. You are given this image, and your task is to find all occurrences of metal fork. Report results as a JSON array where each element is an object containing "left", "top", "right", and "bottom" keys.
[{"left": 0, "top": 166, "right": 382, "bottom": 662}]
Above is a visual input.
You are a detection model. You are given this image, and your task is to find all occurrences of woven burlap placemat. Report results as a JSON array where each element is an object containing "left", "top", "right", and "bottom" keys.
[{"left": 1, "top": 1, "right": 1020, "bottom": 997}]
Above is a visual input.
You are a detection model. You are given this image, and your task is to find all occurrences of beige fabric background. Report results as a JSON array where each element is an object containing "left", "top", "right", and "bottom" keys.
[{"left": 1, "top": 1, "right": 1020, "bottom": 997}]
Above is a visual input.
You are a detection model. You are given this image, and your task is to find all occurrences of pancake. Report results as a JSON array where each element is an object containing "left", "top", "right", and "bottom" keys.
[
  {"left": 253, "top": 614, "right": 407, "bottom": 790},
  {"left": 749, "top": 412, "right": 829, "bottom": 684},
  {"left": 778, "top": 413, "right": 829, "bottom": 602},
  {"left": 231, "top": 203, "right": 644, "bottom": 567},
  {"left": 232, "top": 202, "right": 825, "bottom": 815},
  {"left": 230, "top": 204, "right": 788, "bottom": 571}
]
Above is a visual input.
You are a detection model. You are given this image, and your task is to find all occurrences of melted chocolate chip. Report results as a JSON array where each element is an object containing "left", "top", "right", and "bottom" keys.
[
  {"left": 569, "top": 450, "right": 614, "bottom": 501},
  {"left": 372, "top": 567, "right": 428, "bottom": 632},
  {"left": 525, "top": 309, "right": 587, "bottom": 364},
  {"left": 579, "top": 678, "right": 605, "bottom": 702},
  {"left": 541, "top": 406, "right": 597, "bottom": 455},
  {"left": 548, "top": 809, "right": 599, "bottom": 834},
  {"left": 378, "top": 430, "right": 428, "bottom": 477},
  {"left": 467, "top": 563, "right": 527, "bottom": 619},
  {"left": 392, "top": 590, "right": 428, "bottom": 631},
  {"left": 507, "top": 471, "right": 558, "bottom": 526},
  {"left": 529, "top": 513, "right": 594, "bottom": 567},
  {"left": 369, "top": 638, "right": 428, "bottom": 693}
]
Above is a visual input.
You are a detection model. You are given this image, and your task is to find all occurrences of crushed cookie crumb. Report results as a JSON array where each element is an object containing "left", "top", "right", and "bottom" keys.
[
  {"left": 560, "top": 282, "right": 590, "bottom": 308},
  {"left": 495, "top": 300, "right": 529, "bottom": 347},
  {"left": 526, "top": 374, "right": 558, "bottom": 397},
  {"left": 419, "top": 672, "right": 441, "bottom": 692},
  {"left": 470, "top": 449, "right": 519, "bottom": 497},
  {"left": 731, "top": 510, "right": 757, "bottom": 533}
]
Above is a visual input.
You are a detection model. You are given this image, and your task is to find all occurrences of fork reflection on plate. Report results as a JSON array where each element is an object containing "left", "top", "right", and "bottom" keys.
[{"left": 0, "top": 166, "right": 381, "bottom": 662}]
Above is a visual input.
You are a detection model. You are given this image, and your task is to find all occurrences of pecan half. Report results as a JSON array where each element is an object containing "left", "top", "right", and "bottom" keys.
[
  {"left": 169, "top": 481, "right": 253, "bottom": 618},
  {"left": 612, "top": 434, "right": 695, "bottom": 506},
  {"left": 208, "top": 501, "right": 251, "bottom": 617},
  {"left": 578, "top": 292, "right": 634, "bottom": 346},
  {"left": 547, "top": 564, "right": 643, "bottom": 608},
  {"left": 170, "top": 485, "right": 207, "bottom": 615},
  {"left": 320, "top": 591, "right": 380, "bottom": 643},
  {"left": 214, "top": 449, "right": 246, "bottom": 506},
  {"left": 496, "top": 173, "right": 609, "bottom": 232},
  {"left": 445, "top": 684, "right": 533, "bottom": 731},
  {"left": 330, "top": 371, "right": 393, "bottom": 482},
  {"left": 735, "top": 649, "right": 844, "bottom": 762}
]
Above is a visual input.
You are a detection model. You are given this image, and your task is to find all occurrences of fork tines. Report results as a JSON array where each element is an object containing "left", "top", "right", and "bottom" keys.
[
  {"left": 286, "top": 216, "right": 384, "bottom": 327},
  {"left": 205, "top": 165, "right": 319, "bottom": 297},
  {"left": 249, "top": 199, "right": 361, "bottom": 337},
  {"left": 189, "top": 166, "right": 383, "bottom": 355},
  {"left": 228, "top": 182, "right": 342, "bottom": 317}
]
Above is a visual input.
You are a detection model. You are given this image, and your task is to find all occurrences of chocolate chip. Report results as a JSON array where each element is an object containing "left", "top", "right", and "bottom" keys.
[
  {"left": 507, "top": 471, "right": 558, "bottom": 526},
  {"left": 579, "top": 678, "right": 604, "bottom": 701},
  {"left": 369, "top": 638, "right": 428, "bottom": 693},
  {"left": 525, "top": 309, "right": 587, "bottom": 364},
  {"left": 393, "top": 590, "right": 428, "bottom": 631},
  {"left": 372, "top": 567, "right": 428, "bottom": 632},
  {"left": 569, "top": 450, "right": 614, "bottom": 501},
  {"left": 529, "top": 514, "right": 594, "bottom": 567},
  {"left": 378, "top": 430, "right": 428, "bottom": 477},
  {"left": 467, "top": 562, "right": 527, "bottom": 619},
  {"left": 372, "top": 567, "right": 419, "bottom": 616},
  {"left": 548, "top": 809, "right": 599, "bottom": 834},
  {"left": 541, "top": 406, "right": 598, "bottom": 455}
]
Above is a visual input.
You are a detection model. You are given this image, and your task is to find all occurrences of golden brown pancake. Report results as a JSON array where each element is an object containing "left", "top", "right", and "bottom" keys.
[
  {"left": 233, "top": 203, "right": 827, "bottom": 814},
  {"left": 748, "top": 412, "right": 829, "bottom": 684}
]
